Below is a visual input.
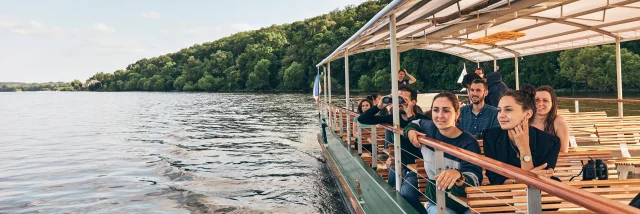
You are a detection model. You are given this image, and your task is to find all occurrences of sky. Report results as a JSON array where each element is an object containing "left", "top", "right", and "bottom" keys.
[{"left": 0, "top": 0, "right": 367, "bottom": 83}]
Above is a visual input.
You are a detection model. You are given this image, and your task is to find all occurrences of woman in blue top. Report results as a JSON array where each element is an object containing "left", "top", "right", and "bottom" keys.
[{"left": 404, "top": 92, "right": 482, "bottom": 214}]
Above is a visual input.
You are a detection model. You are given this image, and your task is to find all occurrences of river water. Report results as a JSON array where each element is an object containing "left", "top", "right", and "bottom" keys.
[{"left": 0, "top": 92, "right": 347, "bottom": 213}]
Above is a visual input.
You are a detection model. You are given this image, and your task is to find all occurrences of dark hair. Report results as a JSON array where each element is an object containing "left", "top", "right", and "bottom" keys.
[
  {"left": 536, "top": 85, "right": 558, "bottom": 134},
  {"left": 475, "top": 67, "right": 484, "bottom": 74},
  {"left": 370, "top": 93, "right": 381, "bottom": 100},
  {"left": 357, "top": 99, "right": 373, "bottom": 114},
  {"left": 431, "top": 92, "right": 461, "bottom": 112},
  {"left": 471, "top": 79, "right": 488, "bottom": 90},
  {"left": 500, "top": 84, "right": 537, "bottom": 120},
  {"left": 461, "top": 73, "right": 482, "bottom": 88},
  {"left": 400, "top": 86, "right": 418, "bottom": 101},
  {"left": 398, "top": 69, "right": 406, "bottom": 73}
]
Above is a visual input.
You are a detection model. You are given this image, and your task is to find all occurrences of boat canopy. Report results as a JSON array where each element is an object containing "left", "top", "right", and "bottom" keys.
[{"left": 316, "top": 0, "right": 640, "bottom": 66}]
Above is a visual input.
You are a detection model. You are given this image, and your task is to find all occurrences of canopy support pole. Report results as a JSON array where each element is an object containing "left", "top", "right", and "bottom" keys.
[
  {"left": 345, "top": 49, "right": 351, "bottom": 147},
  {"left": 616, "top": 37, "right": 623, "bottom": 117},
  {"left": 493, "top": 59, "right": 497, "bottom": 72},
  {"left": 515, "top": 56, "right": 520, "bottom": 90},
  {"left": 323, "top": 66, "right": 327, "bottom": 104},
  {"left": 328, "top": 62, "right": 332, "bottom": 129},
  {"left": 389, "top": 12, "right": 402, "bottom": 192}
]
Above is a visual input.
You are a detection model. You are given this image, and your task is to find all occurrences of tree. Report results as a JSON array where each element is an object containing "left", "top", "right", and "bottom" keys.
[
  {"left": 558, "top": 45, "right": 640, "bottom": 91},
  {"left": 174, "top": 76, "right": 187, "bottom": 91},
  {"left": 283, "top": 62, "right": 305, "bottom": 90},
  {"left": 246, "top": 59, "right": 271, "bottom": 90},
  {"left": 358, "top": 75, "right": 374, "bottom": 91},
  {"left": 71, "top": 79, "right": 82, "bottom": 90},
  {"left": 373, "top": 69, "right": 390, "bottom": 91}
]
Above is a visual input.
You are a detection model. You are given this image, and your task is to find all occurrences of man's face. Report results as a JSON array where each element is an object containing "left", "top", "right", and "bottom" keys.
[
  {"left": 398, "top": 71, "right": 406, "bottom": 80},
  {"left": 400, "top": 90, "right": 415, "bottom": 111},
  {"left": 469, "top": 83, "right": 487, "bottom": 105},
  {"left": 475, "top": 69, "right": 484, "bottom": 78}
]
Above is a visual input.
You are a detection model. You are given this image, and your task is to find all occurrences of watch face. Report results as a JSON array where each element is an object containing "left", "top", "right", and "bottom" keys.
[{"left": 524, "top": 155, "right": 531, "bottom": 162}]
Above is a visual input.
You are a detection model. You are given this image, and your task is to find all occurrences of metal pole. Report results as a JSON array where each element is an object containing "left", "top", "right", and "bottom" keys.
[
  {"left": 434, "top": 149, "right": 446, "bottom": 214},
  {"left": 527, "top": 186, "right": 543, "bottom": 214},
  {"left": 371, "top": 125, "right": 377, "bottom": 168},
  {"left": 616, "top": 37, "right": 623, "bottom": 117},
  {"left": 339, "top": 108, "right": 344, "bottom": 137},
  {"left": 345, "top": 49, "right": 351, "bottom": 147},
  {"left": 515, "top": 56, "right": 520, "bottom": 90},
  {"left": 328, "top": 62, "right": 333, "bottom": 130},
  {"left": 389, "top": 12, "right": 402, "bottom": 192},
  {"left": 323, "top": 66, "right": 327, "bottom": 119},
  {"left": 493, "top": 59, "right": 498, "bottom": 72},
  {"left": 357, "top": 122, "right": 362, "bottom": 155},
  {"left": 575, "top": 100, "right": 580, "bottom": 113}
]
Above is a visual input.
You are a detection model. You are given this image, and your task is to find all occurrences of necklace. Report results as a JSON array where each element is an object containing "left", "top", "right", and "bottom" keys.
[{"left": 509, "top": 141, "right": 520, "bottom": 159}]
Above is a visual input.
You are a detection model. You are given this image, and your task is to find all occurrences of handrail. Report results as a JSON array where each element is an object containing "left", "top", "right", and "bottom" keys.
[
  {"left": 322, "top": 102, "right": 640, "bottom": 214},
  {"left": 417, "top": 133, "right": 639, "bottom": 214}
]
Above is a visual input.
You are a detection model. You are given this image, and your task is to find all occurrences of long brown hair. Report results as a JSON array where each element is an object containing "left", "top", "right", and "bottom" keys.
[
  {"left": 500, "top": 84, "right": 537, "bottom": 124},
  {"left": 536, "top": 85, "right": 558, "bottom": 134}
]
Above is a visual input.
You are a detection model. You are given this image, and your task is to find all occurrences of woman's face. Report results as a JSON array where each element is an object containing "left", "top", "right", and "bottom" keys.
[
  {"left": 535, "top": 91, "right": 553, "bottom": 116},
  {"left": 398, "top": 71, "right": 406, "bottom": 80},
  {"left": 431, "top": 97, "right": 458, "bottom": 130},
  {"left": 497, "top": 96, "right": 531, "bottom": 130},
  {"left": 361, "top": 101, "right": 371, "bottom": 112}
]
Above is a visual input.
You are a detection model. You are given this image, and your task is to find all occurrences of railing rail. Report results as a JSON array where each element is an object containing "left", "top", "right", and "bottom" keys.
[{"left": 322, "top": 101, "right": 640, "bottom": 214}]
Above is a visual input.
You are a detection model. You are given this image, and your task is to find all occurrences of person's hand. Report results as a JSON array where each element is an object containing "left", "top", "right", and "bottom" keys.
[
  {"left": 508, "top": 118, "right": 530, "bottom": 150},
  {"left": 407, "top": 130, "right": 425, "bottom": 147},
  {"left": 402, "top": 96, "right": 415, "bottom": 118},
  {"left": 529, "top": 163, "right": 554, "bottom": 178},
  {"left": 434, "top": 169, "right": 463, "bottom": 190},
  {"left": 377, "top": 95, "right": 392, "bottom": 110}
]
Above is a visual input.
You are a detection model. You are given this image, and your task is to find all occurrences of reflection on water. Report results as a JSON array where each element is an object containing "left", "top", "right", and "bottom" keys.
[{"left": 0, "top": 92, "right": 347, "bottom": 213}]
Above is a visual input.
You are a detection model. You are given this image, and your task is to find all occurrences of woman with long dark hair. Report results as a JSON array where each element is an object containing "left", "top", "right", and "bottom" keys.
[
  {"left": 482, "top": 84, "right": 561, "bottom": 185},
  {"left": 532, "top": 85, "right": 570, "bottom": 152},
  {"left": 405, "top": 92, "right": 481, "bottom": 214}
]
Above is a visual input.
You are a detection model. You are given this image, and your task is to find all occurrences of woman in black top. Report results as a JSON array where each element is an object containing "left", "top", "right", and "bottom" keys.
[{"left": 482, "top": 84, "right": 560, "bottom": 185}]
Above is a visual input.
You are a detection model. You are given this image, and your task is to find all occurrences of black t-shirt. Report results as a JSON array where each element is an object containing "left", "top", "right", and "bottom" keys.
[{"left": 398, "top": 80, "right": 409, "bottom": 90}]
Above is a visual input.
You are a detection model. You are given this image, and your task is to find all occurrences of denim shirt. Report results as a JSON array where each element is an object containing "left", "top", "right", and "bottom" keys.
[{"left": 458, "top": 104, "right": 499, "bottom": 138}]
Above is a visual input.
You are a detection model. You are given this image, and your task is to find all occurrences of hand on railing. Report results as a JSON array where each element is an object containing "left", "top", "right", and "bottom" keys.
[{"left": 434, "top": 169, "right": 464, "bottom": 191}]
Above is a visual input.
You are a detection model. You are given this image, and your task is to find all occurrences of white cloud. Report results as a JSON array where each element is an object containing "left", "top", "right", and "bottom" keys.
[
  {"left": 0, "top": 17, "right": 65, "bottom": 38},
  {"left": 230, "top": 23, "right": 255, "bottom": 32},
  {"left": 86, "top": 37, "right": 148, "bottom": 55},
  {"left": 184, "top": 27, "right": 210, "bottom": 36},
  {"left": 91, "top": 23, "right": 116, "bottom": 33},
  {"left": 140, "top": 11, "right": 161, "bottom": 20},
  {"left": 159, "top": 28, "right": 169, "bottom": 34}
]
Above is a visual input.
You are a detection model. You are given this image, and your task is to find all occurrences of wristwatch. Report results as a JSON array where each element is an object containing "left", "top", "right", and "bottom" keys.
[{"left": 522, "top": 155, "right": 532, "bottom": 163}]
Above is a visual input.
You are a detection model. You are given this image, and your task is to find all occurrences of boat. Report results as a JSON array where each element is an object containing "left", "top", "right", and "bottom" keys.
[{"left": 315, "top": 0, "right": 640, "bottom": 213}]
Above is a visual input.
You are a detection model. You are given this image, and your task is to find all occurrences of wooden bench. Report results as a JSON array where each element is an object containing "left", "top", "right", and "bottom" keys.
[{"left": 465, "top": 179, "right": 640, "bottom": 213}]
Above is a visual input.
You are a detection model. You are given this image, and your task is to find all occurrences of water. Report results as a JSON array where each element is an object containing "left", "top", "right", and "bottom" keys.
[{"left": 0, "top": 92, "right": 347, "bottom": 213}]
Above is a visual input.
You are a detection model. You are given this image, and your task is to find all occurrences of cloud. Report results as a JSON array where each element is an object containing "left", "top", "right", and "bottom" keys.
[
  {"left": 184, "top": 27, "right": 210, "bottom": 36},
  {"left": 86, "top": 37, "right": 148, "bottom": 55},
  {"left": 230, "top": 23, "right": 255, "bottom": 32},
  {"left": 159, "top": 28, "right": 169, "bottom": 34},
  {"left": 140, "top": 11, "right": 161, "bottom": 20},
  {"left": 0, "top": 17, "right": 65, "bottom": 38},
  {"left": 91, "top": 23, "right": 116, "bottom": 33}
]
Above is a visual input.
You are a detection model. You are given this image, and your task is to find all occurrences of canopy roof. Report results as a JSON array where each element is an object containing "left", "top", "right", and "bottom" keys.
[{"left": 317, "top": 0, "right": 640, "bottom": 66}]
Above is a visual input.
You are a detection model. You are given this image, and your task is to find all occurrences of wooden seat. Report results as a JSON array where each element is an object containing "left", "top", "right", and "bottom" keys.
[{"left": 465, "top": 179, "right": 640, "bottom": 213}]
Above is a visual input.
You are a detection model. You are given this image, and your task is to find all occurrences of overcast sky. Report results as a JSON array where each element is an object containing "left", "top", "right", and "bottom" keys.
[{"left": 0, "top": 0, "right": 367, "bottom": 83}]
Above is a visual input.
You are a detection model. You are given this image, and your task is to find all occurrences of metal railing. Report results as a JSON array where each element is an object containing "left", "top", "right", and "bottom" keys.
[{"left": 321, "top": 101, "right": 640, "bottom": 214}]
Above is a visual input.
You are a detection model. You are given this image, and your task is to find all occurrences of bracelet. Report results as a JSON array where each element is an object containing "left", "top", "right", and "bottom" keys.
[
  {"left": 454, "top": 169, "right": 464, "bottom": 181},
  {"left": 511, "top": 179, "right": 518, "bottom": 184}
]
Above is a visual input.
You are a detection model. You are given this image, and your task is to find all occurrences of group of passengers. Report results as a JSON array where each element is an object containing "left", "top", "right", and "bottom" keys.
[{"left": 353, "top": 67, "right": 570, "bottom": 214}]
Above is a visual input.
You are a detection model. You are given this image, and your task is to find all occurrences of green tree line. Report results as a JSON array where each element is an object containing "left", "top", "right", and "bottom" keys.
[
  {"left": 79, "top": 0, "right": 640, "bottom": 93},
  {"left": 0, "top": 82, "right": 78, "bottom": 92}
]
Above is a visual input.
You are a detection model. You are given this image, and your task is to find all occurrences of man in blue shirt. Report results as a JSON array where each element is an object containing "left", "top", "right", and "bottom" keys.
[{"left": 458, "top": 79, "right": 499, "bottom": 138}]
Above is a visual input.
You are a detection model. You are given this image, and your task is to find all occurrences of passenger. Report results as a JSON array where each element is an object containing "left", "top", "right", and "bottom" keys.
[
  {"left": 460, "top": 73, "right": 483, "bottom": 105},
  {"left": 370, "top": 93, "right": 382, "bottom": 106},
  {"left": 358, "top": 86, "right": 430, "bottom": 214},
  {"left": 353, "top": 99, "right": 374, "bottom": 152},
  {"left": 398, "top": 69, "right": 417, "bottom": 90},
  {"left": 474, "top": 67, "right": 484, "bottom": 78},
  {"left": 482, "top": 84, "right": 560, "bottom": 185},
  {"left": 458, "top": 79, "right": 499, "bottom": 138},
  {"left": 532, "top": 86, "right": 570, "bottom": 153},
  {"left": 404, "top": 92, "right": 482, "bottom": 214},
  {"left": 483, "top": 68, "right": 509, "bottom": 107}
]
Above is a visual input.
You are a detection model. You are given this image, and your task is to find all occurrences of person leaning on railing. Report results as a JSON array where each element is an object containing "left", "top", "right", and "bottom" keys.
[
  {"left": 482, "top": 84, "right": 561, "bottom": 185},
  {"left": 404, "top": 92, "right": 482, "bottom": 214},
  {"left": 353, "top": 99, "right": 374, "bottom": 152},
  {"left": 532, "top": 86, "right": 570, "bottom": 153},
  {"left": 358, "top": 86, "right": 430, "bottom": 214}
]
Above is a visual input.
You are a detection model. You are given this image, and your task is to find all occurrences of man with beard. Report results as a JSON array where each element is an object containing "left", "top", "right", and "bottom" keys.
[{"left": 458, "top": 79, "right": 499, "bottom": 138}]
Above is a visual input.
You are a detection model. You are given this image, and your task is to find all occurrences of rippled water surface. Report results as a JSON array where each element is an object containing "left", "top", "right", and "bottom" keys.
[{"left": 0, "top": 92, "right": 346, "bottom": 213}]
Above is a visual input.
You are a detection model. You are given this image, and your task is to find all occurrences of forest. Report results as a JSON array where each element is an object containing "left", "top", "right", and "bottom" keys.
[{"left": 72, "top": 0, "right": 640, "bottom": 93}]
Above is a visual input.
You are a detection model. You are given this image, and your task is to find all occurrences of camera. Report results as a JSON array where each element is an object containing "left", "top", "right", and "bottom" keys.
[
  {"left": 582, "top": 158, "right": 608, "bottom": 181},
  {"left": 382, "top": 96, "right": 405, "bottom": 104}
]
